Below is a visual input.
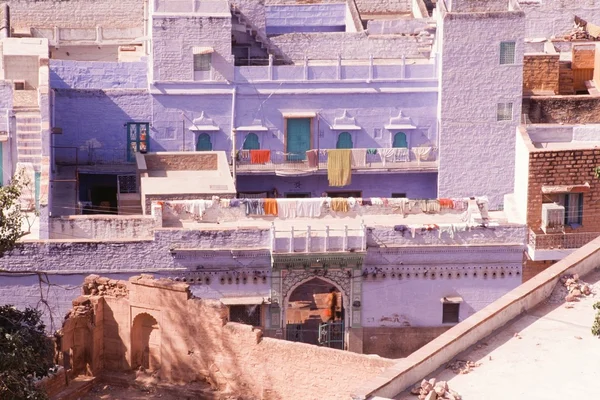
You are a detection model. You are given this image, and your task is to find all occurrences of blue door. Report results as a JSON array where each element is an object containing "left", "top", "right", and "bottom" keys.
[
  {"left": 242, "top": 133, "right": 260, "bottom": 150},
  {"left": 196, "top": 133, "right": 213, "bottom": 151},
  {"left": 336, "top": 132, "right": 353, "bottom": 149},
  {"left": 286, "top": 118, "right": 311, "bottom": 161},
  {"left": 393, "top": 132, "right": 408, "bottom": 148}
]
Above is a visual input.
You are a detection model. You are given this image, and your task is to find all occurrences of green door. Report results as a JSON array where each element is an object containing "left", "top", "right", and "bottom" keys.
[
  {"left": 336, "top": 132, "right": 353, "bottom": 149},
  {"left": 286, "top": 118, "right": 311, "bottom": 161},
  {"left": 196, "top": 133, "right": 213, "bottom": 151},
  {"left": 393, "top": 132, "right": 408, "bottom": 148}
]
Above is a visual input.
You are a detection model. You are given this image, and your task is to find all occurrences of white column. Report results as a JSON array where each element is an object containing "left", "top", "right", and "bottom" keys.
[
  {"left": 289, "top": 226, "right": 295, "bottom": 253},
  {"left": 306, "top": 225, "right": 311, "bottom": 252}
]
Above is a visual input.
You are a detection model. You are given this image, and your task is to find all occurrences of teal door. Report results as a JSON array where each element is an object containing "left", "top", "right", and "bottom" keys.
[
  {"left": 196, "top": 133, "right": 213, "bottom": 151},
  {"left": 286, "top": 118, "right": 311, "bottom": 161},
  {"left": 242, "top": 133, "right": 260, "bottom": 150},
  {"left": 393, "top": 132, "right": 408, "bottom": 148},
  {"left": 336, "top": 132, "right": 353, "bottom": 149}
]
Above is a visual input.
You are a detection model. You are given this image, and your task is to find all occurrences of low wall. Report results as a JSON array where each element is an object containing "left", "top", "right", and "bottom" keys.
[
  {"left": 49, "top": 215, "right": 159, "bottom": 240},
  {"left": 362, "top": 326, "right": 451, "bottom": 359},
  {"left": 36, "top": 367, "right": 67, "bottom": 398},
  {"left": 527, "top": 96, "right": 600, "bottom": 124},
  {"left": 50, "top": 60, "right": 148, "bottom": 89},
  {"left": 352, "top": 236, "right": 600, "bottom": 399}
]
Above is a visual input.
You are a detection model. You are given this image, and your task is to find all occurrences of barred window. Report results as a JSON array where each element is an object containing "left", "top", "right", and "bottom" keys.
[
  {"left": 118, "top": 175, "right": 137, "bottom": 194},
  {"left": 500, "top": 41, "right": 516, "bottom": 65},
  {"left": 497, "top": 103, "right": 513, "bottom": 121},
  {"left": 442, "top": 303, "right": 460, "bottom": 324},
  {"left": 194, "top": 53, "right": 211, "bottom": 72}
]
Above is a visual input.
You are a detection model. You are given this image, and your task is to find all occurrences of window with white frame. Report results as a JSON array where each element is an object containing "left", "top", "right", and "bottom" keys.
[
  {"left": 497, "top": 102, "right": 513, "bottom": 121},
  {"left": 500, "top": 41, "right": 516, "bottom": 65}
]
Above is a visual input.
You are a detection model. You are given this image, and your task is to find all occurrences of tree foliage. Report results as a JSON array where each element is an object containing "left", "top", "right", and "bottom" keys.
[
  {"left": 0, "top": 174, "right": 26, "bottom": 256},
  {"left": 0, "top": 305, "right": 54, "bottom": 400}
]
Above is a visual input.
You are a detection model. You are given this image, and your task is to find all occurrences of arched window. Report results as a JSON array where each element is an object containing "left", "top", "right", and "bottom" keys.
[
  {"left": 393, "top": 132, "right": 408, "bottom": 148},
  {"left": 196, "top": 133, "right": 213, "bottom": 151},
  {"left": 242, "top": 132, "right": 260, "bottom": 150},
  {"left": 336, "top": 132, "right": 353, "bottom": 149}
]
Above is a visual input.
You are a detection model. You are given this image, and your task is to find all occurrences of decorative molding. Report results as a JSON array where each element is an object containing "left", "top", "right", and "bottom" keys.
[
  {"left": 272, "top": 252, "right": 366, "bottom": 269},
  {"left": 331, "top": 109, "right": 361, "bottom": 131},
  {"left": 189, "top": 111, "right": 220, "bottom": 132},
  {"left": 385, "top": 110, "right": 416, "bottom": 130}
]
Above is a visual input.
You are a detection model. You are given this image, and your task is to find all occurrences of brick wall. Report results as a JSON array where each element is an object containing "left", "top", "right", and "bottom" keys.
[
  {"left": 572, "top": 46, "right": 595, "bottom": 70},
  {"left": 523, "top": 54, "right": 559, "bottom": 95},
  {"left": 527, "top": 149, "right": 600, "bottom": 232},
  {"left": 70, "top": 275, "right": 394, "bottom": 399},
  {"left": 523, "top": 257, "right": 554, "bottom": 282},
  {"left": 144, "top": 153, "right": 218, "bottom": 171},
  {"left": 527, "top": 96, "right": 600, "bottom": 124},
  {"left": 362, "top": 326, "right": 451, "bottom": 358}
]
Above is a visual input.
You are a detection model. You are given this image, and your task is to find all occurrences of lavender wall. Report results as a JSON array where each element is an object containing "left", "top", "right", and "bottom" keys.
[
  {"left": 236, "top": 172, "right": 438, "bottom": 199},
  {"left": 50, "top": 60, "right": 148, "bottom": 89}
]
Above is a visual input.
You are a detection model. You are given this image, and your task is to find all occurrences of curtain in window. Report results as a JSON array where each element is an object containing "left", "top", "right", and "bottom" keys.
[
  {"left": 393, "top": 132, "right": 408, "bottom": 148},
  {"left": 336, "top": 132, "right": 353, "bottom": 149},
  {"left": 242, "top": 133, "right": 260, "bottom": 150},
  {"left": 196, "top": 133, "right": 213, "bottom": 151}
]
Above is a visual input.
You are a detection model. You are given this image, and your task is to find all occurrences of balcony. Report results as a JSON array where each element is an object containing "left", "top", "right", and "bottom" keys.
[
  {"left": 527, "top": 229, "right": 600, "bottom": 261},
  {"left": 235, "top": 147, "right": 438, "bottom": 174}
]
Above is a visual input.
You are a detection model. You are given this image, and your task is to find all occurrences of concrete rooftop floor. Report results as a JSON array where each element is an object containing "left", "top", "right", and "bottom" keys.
[{"left": 397, "top": 268, "right": 600, "bottom": 400}]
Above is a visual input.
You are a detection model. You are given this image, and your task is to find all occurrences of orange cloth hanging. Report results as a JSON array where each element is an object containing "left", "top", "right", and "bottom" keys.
[
  {"left": 439, "top": 198, "right": 454, "bottom": 209},
  {"left": 250, "top": 149, "right": 271, "bottom": 164},
  {"left": 263, "top": 198, "right": 278, "bottom": 216}
]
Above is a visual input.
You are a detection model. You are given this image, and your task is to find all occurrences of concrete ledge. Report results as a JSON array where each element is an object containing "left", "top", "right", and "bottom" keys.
[{"left": 352, "top": 236, "right": 600, "bottom": 399}]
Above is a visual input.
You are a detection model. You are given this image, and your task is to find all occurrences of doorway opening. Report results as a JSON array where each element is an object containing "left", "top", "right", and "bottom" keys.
[{"left": 131, "top": 313, "right": 161, "bottom": 372}]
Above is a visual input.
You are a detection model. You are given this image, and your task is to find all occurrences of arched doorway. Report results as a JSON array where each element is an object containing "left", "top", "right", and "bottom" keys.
[
  {"left": 131, "top": 313, "right": 161, "bottom": 372},
  {"left": 393, "top": 132, "right": 408, "bottom": 148},
  {"left": 336, "top": 132, "right": 353, "bottom": 149},
  {"left": 196, "top": 133, "right": 213, "bottom": 151},
  {"left": 285, "top": 277, "right": 345, "bottom": 348}
]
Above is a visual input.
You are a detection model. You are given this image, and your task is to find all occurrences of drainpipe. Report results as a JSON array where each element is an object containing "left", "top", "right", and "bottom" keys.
[
  {"left": 230, "top": 86, "right": 237, "bottom": 187},
  {"left": 0, "top": 4, "right": 10, "bottom": 39}
]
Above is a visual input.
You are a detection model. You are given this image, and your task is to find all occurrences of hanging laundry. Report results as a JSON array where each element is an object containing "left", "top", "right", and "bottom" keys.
[
  {"left": 250, "top": 149, "right": 270, "bottom": 164},
  {"left": 238, "top": 150, "right": 250, "bottom": 161},
  {"left": 330, "top": 197, "right": 349, "bottom": 212},
  {"left": 439, "top": 198, "right": 454, "bottom": 209},
  {"left": 306, "top": 149, "right": 319, "bottom": 168},
  {"left": 264, "top": 198, "right": 278, "bottom": 216},
  {"left": 244, "top": 199, "right": 264, "bottom": 215},
  {"left": 220, "top": 198, "right": 231, "bottom": 208},
  {"left": 277, "top": 199, "right": 297, "bottom": 219},
  {"left": 230, "top": 199, "right": 241, "bottom": 207},
  {"left": 296, "top": 198, "right": 324, "bottom": 218},
  {"left": 388, "top": 197, "right": 408, "bottom": 214},
  {"left": 362, "top": 198, "right": 372, "bottom": 206},
  {"left": 394, "top": 224, "right": 408, "bottom": 233},
  {"left": 425, "top": 200, "right": 440, "bottom": 213},
  {"left": 327, "top": 149, "right": 352, "bottom": 187},
  {"left": 395, "top": 148, "right": 410, "bottom": 162},
  {"left": 347, "top": 197, "right": 357, "bottom": 208},
  {"left": 438, "top": 224, "right": 454, "bottom": 239},
  {"left": 378, "top": 148, "right": 396, "bottom": 166},
  {"left": 452, "top": 198, "right": 467, "bottom": 211},
  {"left": 370, "top": 197, "right": 383, "bottom": 206},
  {"left": 412, "top": 147, "right": 432, "bottom": 162},
  {"left": 350, "top": 149, "right": 367, "bottom": 168},
  {"left": 366, "top": 148, "right": 378, "bottom": 155},
  {"left": 453, "top": 223, "right": 468, "bottom": 233}
]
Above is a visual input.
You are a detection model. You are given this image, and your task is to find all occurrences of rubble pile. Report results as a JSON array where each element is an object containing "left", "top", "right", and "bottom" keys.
[
  {"left": 562, "top": 274, "right": 592, "bottom": 302},
  {"left": 410, "top": 378, "right": 462, "bottom": 400},
  {"left": 83, "top": 275, "right": 128, "bottom": 297},
  {"left": 562, "top": 26, "right": 595, "bottom": 41},
  {"left": 446, "top": 360, "right": 481, "bottom": 375}
]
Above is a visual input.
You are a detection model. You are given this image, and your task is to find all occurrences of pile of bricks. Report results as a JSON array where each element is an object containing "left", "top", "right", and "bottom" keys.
[
  {"left": 445, "top": 360, "right": 481, "bottom": 374},
  {"left": 563, "top": 274, "right": 592, "bottom": 302},
  {"left": 410, "top": 378, "right": 462, "bottom": 400},
  {"left": 83, "top": 275, "right": 128, "bottom": 297},
  {"left": 562, "top": 26, "right": 595, "bottom": 41}
]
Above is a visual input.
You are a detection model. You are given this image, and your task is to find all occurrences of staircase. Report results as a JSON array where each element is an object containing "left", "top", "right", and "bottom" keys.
[
  {"left": 15, "top": 108, "right": 43, "bottom": 169},
  {"left": 230, "top": 4, "right": 290, "bottom": 65}
]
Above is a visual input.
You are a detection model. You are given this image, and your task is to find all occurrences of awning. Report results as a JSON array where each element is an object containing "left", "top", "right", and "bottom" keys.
[
  {"left": 331, "top": 124, "right": 362, "bottom": 131},
  {"left": 220, "top": 296, "right": 270, "bottom": 306},
  {"left": 282, "top": 112, "right": 317, "bottom": 118},
  {"left": 193, "top": 46, "right": 215, "bottom": 55},
  {"left": 440, "top": 296, "right": 463, "bottom": 304},
  {"left": 542, "top": 183, "right": 590, "bottom": 194},
  {"left": 235, "top": 125, "right": 269, "bottom": 132},
  {"left": 384, "top": 124, "right": 417, "bottom": 130}
]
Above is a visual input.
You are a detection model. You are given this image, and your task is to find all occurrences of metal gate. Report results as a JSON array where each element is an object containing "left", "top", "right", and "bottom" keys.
[
  {"left": 318, "top": 321, "right": 345, "bottom": 350},
  {"left": 286, "top": 323, "right": 304, "bottom": 343}
]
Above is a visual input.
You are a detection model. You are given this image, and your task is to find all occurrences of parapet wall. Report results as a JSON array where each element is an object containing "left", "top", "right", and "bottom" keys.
[
  {"left": 63, "top": 274, "right": 394, "bottom": 400},
  {"left": 50, "top": 60, "right": 148, "bottom": 90}
]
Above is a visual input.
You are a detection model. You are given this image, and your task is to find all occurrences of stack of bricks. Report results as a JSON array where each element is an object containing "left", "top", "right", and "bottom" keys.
[
  {"left": 523, "top": 54, "right": 560, "bottom": 95},
  {"left": 558, "top": 61, "right": 575, "bottom": 95}
]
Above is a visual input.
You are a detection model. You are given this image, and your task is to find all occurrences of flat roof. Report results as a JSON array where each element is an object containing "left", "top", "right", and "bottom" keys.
[{"left": 396, "top": 268, "right": 600, "bottom": 400}]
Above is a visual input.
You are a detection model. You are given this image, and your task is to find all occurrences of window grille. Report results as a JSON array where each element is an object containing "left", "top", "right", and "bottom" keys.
[
  {"left": 442, "top": 303, "right": 460, "bottom": 324},
  {"left": 500, "top": 41, "right": 516, "bottom": 65},
  {"left": 118, "top": 175, "right": 137, "bottom": 194},
  {"left": 194, "top": 53, "right": 211, "bottom": 72},
  {"left": 497, "top": 103, "right": 513, "bottom": 121}
]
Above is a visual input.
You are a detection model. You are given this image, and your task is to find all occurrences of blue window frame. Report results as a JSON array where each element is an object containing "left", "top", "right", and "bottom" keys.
[
  {"left": 559, "top": 193, "right": 583, "bottom": 227},
  {"left": 242, "top": 133, "right": 260, "bottom": 150},
  {"left": 336, "top": 132, "right": 353, "bottom": 149}
]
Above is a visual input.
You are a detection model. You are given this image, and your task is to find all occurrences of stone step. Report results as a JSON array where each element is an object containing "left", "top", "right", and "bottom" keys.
[
  {"left": 17, "top": 155, "right": 42, "bottom": 164},
  {"left": 18, "top": 147, "right": 42, "bottom": 155},
  {"left": 17, "top": 132, "right": 41, "bottom": 140},
  {"left": 17, "top": 140, "right": 42, "bottom": 148}
]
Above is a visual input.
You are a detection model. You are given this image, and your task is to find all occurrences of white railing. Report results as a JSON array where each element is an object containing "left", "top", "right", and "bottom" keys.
[{"left": 270, "top": 221, "right": 367, "bottom": 253}]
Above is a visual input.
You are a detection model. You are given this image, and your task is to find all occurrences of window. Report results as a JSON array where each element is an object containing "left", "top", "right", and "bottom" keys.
[
  {"left": 557, "top": 193, "right": 583, "bottom": 226},
  {"left": 229, "top": 305, "right": 261, "bottom": 326},
  {"left": 497, "top": 103, "right": 513, "bottom": 121},
  {"left": 393, "top": 132, "right": 408, "bottom": 148},
  {"left": 118, "top": 175, "right": 137, "bottom": 194},
  {"left": 127, "top": 123, "right": 149, "bottom": 162},
  {"left": 442, "top": 303, "right": 460, "bottom": 324},
  {"left": 194, "top": 53, "right": 211, "bottom": 72},
  {"left": 196, "top": 133, "right": 213, "bottom": 151},
  {"left": 336, "top": 132, "right": 353, "bottom": 149},
  {"left": 500, "top": 41, "right": 516, "bottom": 65},
  {"left": 391, "top": 193, "right": 407, "bottom": 198},
  {"left": 242, "top": 132, "right": 260, "bottom": 150},
  {"left": 326, "top": 191, "right": 362, "bottom": 198}
]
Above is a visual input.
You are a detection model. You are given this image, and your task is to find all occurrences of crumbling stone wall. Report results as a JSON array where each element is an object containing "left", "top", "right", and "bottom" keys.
[
  {"left": 527, "top": 96, "right": 600, "bottom": 123},
  {"left": 144, "top": 153, "right": 218, "bottom": 171},
  {"left": 62, "top": 274, "right": 394, "bottom": 400}
]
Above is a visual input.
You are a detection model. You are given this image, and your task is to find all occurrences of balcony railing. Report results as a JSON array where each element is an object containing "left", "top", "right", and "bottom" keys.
[
  {"left": 271, "top": 222, "right": 367, "bottom": 253},
  {"left": 528, "top": 229, "right": 600, "bottom": 250},
  {"left": 235, "top": 147, "right": 438, "bottom": 173}
]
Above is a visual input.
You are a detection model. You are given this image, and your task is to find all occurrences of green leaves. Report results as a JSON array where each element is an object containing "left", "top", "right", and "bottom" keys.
[{"left": 0, "top": 172, "right": 26, "bottom": 257}]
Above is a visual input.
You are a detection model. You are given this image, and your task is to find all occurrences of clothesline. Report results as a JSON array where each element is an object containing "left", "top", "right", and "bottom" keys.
[{"left": 394, "top": 221, "right": 499, "bottom": 239}]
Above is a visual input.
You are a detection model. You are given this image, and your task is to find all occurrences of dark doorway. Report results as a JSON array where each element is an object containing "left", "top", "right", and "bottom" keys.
[
  {"left": 326, "top": 191, "right": 362, "bottom": 198},
  {"left": 79, "top": 174, "right": 118, "bottom": 214},
  {"left": 285, "top": 192, "right": 311, "bottom": 198}
]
